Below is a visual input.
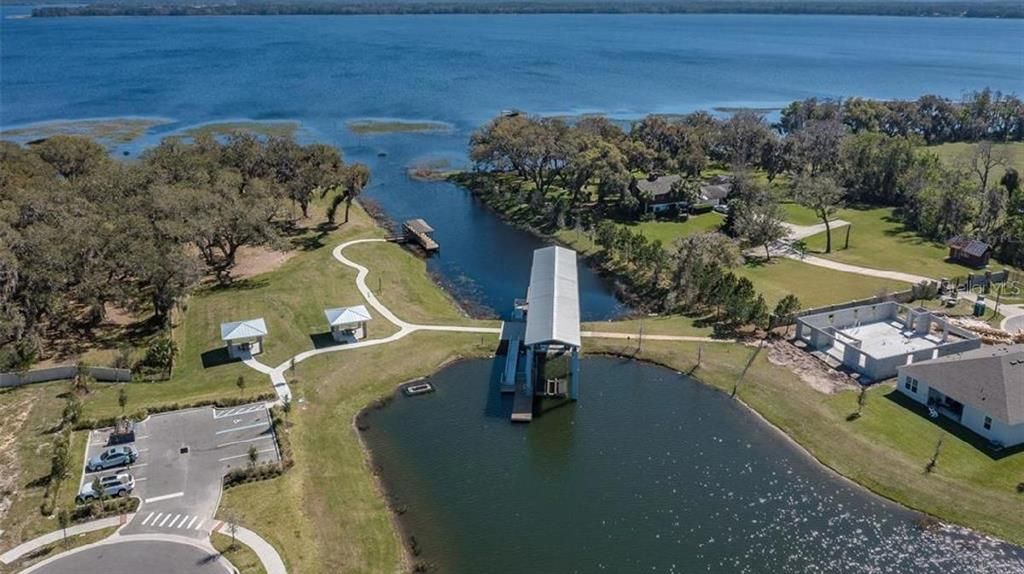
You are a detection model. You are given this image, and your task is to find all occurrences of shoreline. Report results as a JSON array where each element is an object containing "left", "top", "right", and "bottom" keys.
[{"left": 353, "top": 351, "right": 1024, "bottom": 569}]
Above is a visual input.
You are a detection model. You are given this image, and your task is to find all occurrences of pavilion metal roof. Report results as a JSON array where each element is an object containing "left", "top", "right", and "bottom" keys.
[
  {"left": 524, "top": 246, "right": 581, "bottom": 348},
  {"left": 220, "top": 318, "right": 268, "bottom": 342},
  {"left": 324, "top": 305, "right": 372, "bottom": 327}
]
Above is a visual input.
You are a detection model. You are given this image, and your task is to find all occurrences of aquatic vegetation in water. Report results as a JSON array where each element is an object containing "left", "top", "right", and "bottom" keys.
[
  {"left": 0, "top": 117, "right": 169, "bottom": 145},
  {"left": 347, "top": 119, "right": 452, "bottom": 135},
  {"left": 177, "top": 121, "right": 300, "bottom": 139}
]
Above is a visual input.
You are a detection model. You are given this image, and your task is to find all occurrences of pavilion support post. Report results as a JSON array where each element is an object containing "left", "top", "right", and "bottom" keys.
[{"left": 569, "top": 347, "right": 580, "bottom": 401}]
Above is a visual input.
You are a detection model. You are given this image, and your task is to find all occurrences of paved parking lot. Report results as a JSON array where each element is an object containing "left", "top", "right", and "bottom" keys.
[{"left": 81, "top": 403, "right": 279, "bottom": 540}]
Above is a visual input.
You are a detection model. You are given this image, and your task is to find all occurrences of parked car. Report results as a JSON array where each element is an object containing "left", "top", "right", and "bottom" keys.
[
  {"left": 77, "top": 473, "right": 135, "bottom": 503},
  {"left": 712, "top": 204, "right": 730, "bottom": 215},
  {"left": 86, "top": 445, "right": 138, "bottom": 472}
]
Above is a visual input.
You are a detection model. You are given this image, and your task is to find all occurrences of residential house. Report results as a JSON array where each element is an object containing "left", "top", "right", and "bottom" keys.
[{"left": 896, "top": 344, "right": 1024, "bottom": 448}]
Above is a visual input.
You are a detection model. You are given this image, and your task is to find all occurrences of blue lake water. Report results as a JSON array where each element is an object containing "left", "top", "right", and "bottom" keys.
[{"left": 1, "top": 11, "right": 1022, "bottom": 318}]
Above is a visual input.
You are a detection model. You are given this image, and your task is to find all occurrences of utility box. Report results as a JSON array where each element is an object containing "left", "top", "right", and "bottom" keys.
[{"left": 973, "top": 296, "right": 987, "bottom": 317}]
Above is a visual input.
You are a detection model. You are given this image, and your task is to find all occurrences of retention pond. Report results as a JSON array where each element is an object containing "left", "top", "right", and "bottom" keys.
[{"left": 362, "top": 357, "right": 1024, "bottom": 573}]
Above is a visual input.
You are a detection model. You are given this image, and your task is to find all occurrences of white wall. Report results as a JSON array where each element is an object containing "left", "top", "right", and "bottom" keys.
[
  {"left": 962, "top": 404, "right": 1024, "bottom": 447},
  {"left": 896, "top": 373, "right": 929, "bottom": 405}
]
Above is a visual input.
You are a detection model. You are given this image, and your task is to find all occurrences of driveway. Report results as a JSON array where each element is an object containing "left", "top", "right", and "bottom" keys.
[
  {"left": 26, "top": 538, "right": 232, "bottom": 574},
  {"left": 81, "top": 403, "right": 279, "bottom": 539}
]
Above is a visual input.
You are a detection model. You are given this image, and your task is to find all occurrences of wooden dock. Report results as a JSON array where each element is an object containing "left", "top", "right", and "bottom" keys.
[
  {"left": 402, "top": 218, "right": 439, "bottom": 253},
  {"left": 511, "top": 380, "right": 534, "bottom": 422}
]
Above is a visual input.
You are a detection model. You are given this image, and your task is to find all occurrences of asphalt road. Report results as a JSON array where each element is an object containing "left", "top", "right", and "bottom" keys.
[{"left": 29, "top": 539, "right": 232, "bottom": 574}]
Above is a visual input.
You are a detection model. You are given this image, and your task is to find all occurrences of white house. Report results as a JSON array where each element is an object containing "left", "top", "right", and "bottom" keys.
[
  {"left": 896, "top": 345, "right": 1024, "bottom": 448},
  {"left": 220, "top": 318, "right": 268, "bottom": 359},
  {"left": 324, "top": 305, "right": 372, "bottom": 342}
]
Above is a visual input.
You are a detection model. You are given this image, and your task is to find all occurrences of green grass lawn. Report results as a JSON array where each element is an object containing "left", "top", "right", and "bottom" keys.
[
  {"left": 621, "top": 213, "right": 725, "bottom": 244},
  {"left": 582, "top": 315, "right": 712, "bottom": 338},
  {"left": 736, "top": 257, "right": 909, "bottom": 309},
  {"left": 925, "top": 141, "right": 1024, "bottom": 173},
  {"left": 211, "top": 532, "right": 267, "bottom": 574},
  {"left": 780, "top": 202, "right": 827, "bottom": 226},
  {"left": 800, "top": 206, "right": 1021, "bottom": 280},
  {"left": 218, "top": 332, "right": 494, "bottom": 574}
]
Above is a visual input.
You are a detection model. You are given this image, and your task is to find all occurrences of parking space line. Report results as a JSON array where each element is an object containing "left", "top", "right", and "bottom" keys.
[
  {"left": 218, "top": 447, "right": 276, "bottom": 463},
  {"left": 186, "top": 516, "right": 198, "bottom": 529},
  {"left": 134, "top": 435, "right": 149, "bottom": 440},
  {"left": 141, "top": 512, "right": 155, "bottom": 526},
  {"left": 215, "top": 422, "right": 268, "bottom": 435},
  {"left": 158, "top": 514, "right": 173, "bottom": 527},
  {"left": 216, "top": 435, "right": 274, "bottom": 448},
  {"left": 135, "top": 477, "right": 148, "bottom": 482},
  {"left": 145, "top": 491, "right": 185, "bottom": 504}
]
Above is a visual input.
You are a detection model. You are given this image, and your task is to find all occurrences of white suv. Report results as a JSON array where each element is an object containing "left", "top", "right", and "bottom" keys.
[{"left": 77, "top": 473, "right": 135, "bottom": 503}]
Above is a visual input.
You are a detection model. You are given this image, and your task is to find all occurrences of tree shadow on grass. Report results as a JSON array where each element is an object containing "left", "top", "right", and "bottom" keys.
[
  {"left": 200, "top": 347, "right": 239, "bottom": 369},
  {"left": 204, "top": 277, "right": 270, "bottom": 294},
  {"left": 883, "top": 390, "right": 1024, "bottom": 461}
]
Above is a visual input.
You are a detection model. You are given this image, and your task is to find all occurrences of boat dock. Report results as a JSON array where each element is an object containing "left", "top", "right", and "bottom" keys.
[
  {"left": 499, "top": 320, "right": 534, "bottom": 422},
  {"left": 401, "top": 218, "right": 439, "bottom": 254}
]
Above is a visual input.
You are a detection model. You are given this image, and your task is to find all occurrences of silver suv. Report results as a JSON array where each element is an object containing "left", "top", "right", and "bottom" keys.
[
  {"left": 86, "top": 445, "right": 139, "bottom": 472},
  {"left": 77, "top": 473, "right": 135, "bottom": 503}
]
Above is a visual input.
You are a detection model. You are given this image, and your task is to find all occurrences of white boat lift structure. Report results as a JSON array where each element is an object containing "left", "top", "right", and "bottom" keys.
[{"left": 502, "top": 246, "right": 582, "bottom": 422}]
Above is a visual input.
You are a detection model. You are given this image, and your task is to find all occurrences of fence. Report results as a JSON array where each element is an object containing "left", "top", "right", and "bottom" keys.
[{"left": 0, "top": 365, "right": 132, "bottom": 388}]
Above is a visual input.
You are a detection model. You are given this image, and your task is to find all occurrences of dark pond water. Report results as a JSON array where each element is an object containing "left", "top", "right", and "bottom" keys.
[
  {"left": 363, "top": 357, "right": 1024, "bottom": 573},
  {"left": 2, "top": 11, "right": 1022, "bottom": 318}
]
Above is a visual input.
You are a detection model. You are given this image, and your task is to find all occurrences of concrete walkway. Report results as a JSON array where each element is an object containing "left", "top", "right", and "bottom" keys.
[
  {"left": 0, "top": 515, "right": 129, "bottom": 565},
  {"left": 782, "top": 219, "right": 850, "bottom": 242},
  {"left": 229, "top": 525, "right": 287, "bottom": 574}
]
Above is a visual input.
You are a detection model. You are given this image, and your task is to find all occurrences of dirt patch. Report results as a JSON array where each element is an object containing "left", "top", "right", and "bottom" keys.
[
  {"left": 231, "top": 246, "right": 297, "bottom": 280},
  {"left": 0, "top": 392, "right": 35, "bottom": 529},
  {"left": 765, "top": 339, "right": 858, "bottom": 394}
]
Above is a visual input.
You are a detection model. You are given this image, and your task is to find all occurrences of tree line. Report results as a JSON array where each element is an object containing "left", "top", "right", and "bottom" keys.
[
  {"left": 0, "top": 134, "right": 368, "bottom": 371},
  {"left": 465, "top": 90, "right": 1023, "bottom": 326}
]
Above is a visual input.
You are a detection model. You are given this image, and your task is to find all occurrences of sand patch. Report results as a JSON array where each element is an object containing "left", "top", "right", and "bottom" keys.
[
  {"left": 0, "top": 392, "right": 35, "bottom": 528},
  {"left": 232, "top": 245, "right": 297, "bottom": 280}
]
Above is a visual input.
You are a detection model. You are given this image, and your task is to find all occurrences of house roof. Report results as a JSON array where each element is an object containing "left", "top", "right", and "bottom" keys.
[
  {"left": 900, "top": 345, "right": 1024, "bottom": 425},
  {"left": 324, "top": 305, "right": 372, "bottom": 327},
  {"left": 700, "top": 183, "right": 732, "bottom": 201},
  {"left": 220, "top": 318, "right": 268, "bottom": 342},
  {"left": 404, "top": 218, "right": 434, "bottom": 234},
  {"left": 947, "top": 236, "right": 991, "bottom": 257},
  {"left": 524, "top": 246, "right": 581, "bottom": 348},
  {"left": 635, "top": 174, "right": 681, "bottom": 199}
]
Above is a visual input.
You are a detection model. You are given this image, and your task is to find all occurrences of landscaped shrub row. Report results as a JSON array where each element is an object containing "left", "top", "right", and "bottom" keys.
[
  {"left": 72, "top": 393, "right": 276, "bottom": 431},
  {"left": 223, "top": 405, "right": 294, "bottom": 488},
  {"left": 70, "top": 496, "right": 138, "bottom": 523}
]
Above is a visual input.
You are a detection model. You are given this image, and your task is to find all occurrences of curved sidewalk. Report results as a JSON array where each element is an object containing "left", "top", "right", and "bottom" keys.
[{"left": 0, "top": 515, "right": 128, "bottom": 565}]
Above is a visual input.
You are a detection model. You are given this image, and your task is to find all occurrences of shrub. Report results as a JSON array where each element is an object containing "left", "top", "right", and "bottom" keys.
[
  {"left": 73, "top": 393, "right": 276, "bottom": 430},
  {"left": 141, "top": 338, "right": 176, "bottom": 372},
  {"left": 689, "top": 202, "right": 715, "bottom": 215}
]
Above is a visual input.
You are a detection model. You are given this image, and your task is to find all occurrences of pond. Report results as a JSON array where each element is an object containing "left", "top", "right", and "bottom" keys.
[{"left": 362, "top": 357, "right": 1024, "bottom": 573}]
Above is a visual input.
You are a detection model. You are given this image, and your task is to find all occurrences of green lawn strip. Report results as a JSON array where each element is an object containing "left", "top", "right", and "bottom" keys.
[
  {"left": 582, "top": 315, "right": 712, "bottom": 338},
  {"left": 0, "top": 525, "right": 119, "bottom": 574},
  {"left": 799, "top": 206, "right": 1022, "bottom": 279},
  {"left": 344, "top": 242, "right": 492, "bottom": 327},
  {"left": 780, "top": 202, "right": 824, "bottom": 226},
  {"left": 211, "top": 532, "right": 267, "bottom": 574},
  {"left": 925, "top": 142, "right": 1024, "bottom": 173},
  {"left": 584, "top": 337, "right": 1024, "bottom": 546},
  {"left": 735, "top": 257, "right": 909, "bottom": 308},
  {"left": 218, "top": 332, "right": 494, "bottom": 574},
  {"left": 620, "top": 213, "right": 725, "bottom": 244}
]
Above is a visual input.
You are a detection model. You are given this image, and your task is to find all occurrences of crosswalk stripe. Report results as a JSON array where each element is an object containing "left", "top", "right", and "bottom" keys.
[
  {"left": 159, "top": 514, "right": 174, "bottom": 527},
  {"left": 151, "top": 513, "right": 163, "bottom": 525},
  {"left": 141, "top": 512, "right": 154, "bottom": 526},
  {"left": 174, "top": 515, "right": 189, "bottom": 528},
  {"left": 194, "top": 519, "right": 204, "bottom": 531},
  {"left": 186, "top": 516, "right": 198, "bottom": 529}
]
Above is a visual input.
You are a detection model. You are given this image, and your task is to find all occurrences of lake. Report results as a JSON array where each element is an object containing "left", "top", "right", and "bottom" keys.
[
  {"left": 1, "top": 11, "right": 1022, "bottom": 318},
  {"left": 362, "top": 357, "right": 1024, "bottom": 573}
]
